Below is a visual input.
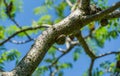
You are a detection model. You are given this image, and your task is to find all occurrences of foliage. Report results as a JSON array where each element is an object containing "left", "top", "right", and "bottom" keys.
[
  {"left": 0, "top": 0, "right": 120, "bottom": 76},
  {"left": 0, "top": 26, "right": 5, "bottom": 40},
  {"left": 0, "top": 0, "right": 22, "bottom": 19},
  {"left": 73, "top": 48, "right": 81, "bottom": 61},
  {"left": 0, "top": 48, "right": 20, "bottom": 70}
]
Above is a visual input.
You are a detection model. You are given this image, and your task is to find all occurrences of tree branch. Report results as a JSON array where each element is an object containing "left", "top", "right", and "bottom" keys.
[
  {"left": 1, "top": 1, "right": 120, "bottom": 76},
  {"left": 9, "top": 39, "right": 35, "bottom": 44},
  {"left": 80, "top": 0, "right": 90, "bottom": 8},
  {"left": 3, "top": 0, "right": 32, "bottom": 40},
  {"left": 82, "top": 1, "right": 120, "bottom": 24},
  {"left": 105, "top": 10, "right": 120, "bottom": 19},
  {"left": 0, "top": 26, "right": 48, "bottom": 46},
  {"left": 97, "top": 51, "right": 120, "bottom": 58},
  {"left": 89, "top": 59, "right": 95, "bottom": 76},
  {"left": 75, "top": 32, "right": 96, "bottom": 59},
  {"left": 49, "top": 65, "right": 59, "bottom": 76},
  {"left": 50, "top": 41, "right": 78, "bottom": 66},
  {"left": 79, "top": 0, "right": 90, "bottom": 15},
  {"left": 10, "top": 18, "right": 33, "bottom": 40}
]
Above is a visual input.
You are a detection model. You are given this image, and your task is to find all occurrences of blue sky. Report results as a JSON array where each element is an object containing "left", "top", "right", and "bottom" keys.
[{"left": 0, "top": 0, "right": 120, "bottom": 76}]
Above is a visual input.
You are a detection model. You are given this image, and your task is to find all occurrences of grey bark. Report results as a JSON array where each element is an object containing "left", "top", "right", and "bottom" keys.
[{"left": 0, "top": 1, "right": 120, "bottom": 76}]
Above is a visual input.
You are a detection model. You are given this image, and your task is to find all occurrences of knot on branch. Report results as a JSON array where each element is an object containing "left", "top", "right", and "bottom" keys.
[
  {"left": 89, "top": 4, "right": 102, "bottom": 15},
  {"left": 89, "top": 5, "right": 109, "bottom": 26},
  {"left": 79, "top": 4, "right": 102, "bottom": 15},
  {"left": 55, "top": 34, "right": 66, "bottom": 45}
]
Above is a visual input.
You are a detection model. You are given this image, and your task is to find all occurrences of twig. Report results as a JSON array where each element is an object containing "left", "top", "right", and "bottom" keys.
[
  {"left": 0, "top": 26, "right": 48, "bottom": 46},
  {"left": 9, "top": 38, "right": 36, "bottom": 44},
  {"left": 50, "top": 41, "right": 78, "bottom": 67},
  {"left": 10, "top": 18, "right": 32, "bottom": 40},
  {"left": 3, "top": 0, "right": 32, "bottom": 39},
  {"left": 52, "top": 46, "right": 66, "bottom": 53},
  {"left": 89, "top": 59, "right": 95, "bottom": 76},
  {"left": 97, "top": 51, "right": 120, "bottom": 58},
  {"left": 49, "top": 66, "right": 53, "bottom": 76},
  {"left": 48, "top": 41, "right": 78, "bottom": 76},
  {"left": 49, "top": 65, "right": 58, "bottom": 76}
]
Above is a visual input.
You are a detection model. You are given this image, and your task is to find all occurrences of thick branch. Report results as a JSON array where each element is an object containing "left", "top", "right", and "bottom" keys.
[
  {"left": 79, "top": 0, "right": 90, "bottom": 14},
  {"left": 80, "top": 0, "right": 90, "bottom": 9},
  {"left": 105, "top": 10, "right": 120, "bottom": 19},
  {"left": 1, "top": 1, "right": 120, "bottom": 76}
]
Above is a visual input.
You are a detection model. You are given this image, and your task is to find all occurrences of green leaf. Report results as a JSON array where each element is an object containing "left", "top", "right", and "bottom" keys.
[
  {"left": 73, "top": 48, "right": 81, "bottom": 61},
  {"left": 54, "top": 18, "right": 62, "bottom": 23},
  {"left": 55, "top": 2, "right": 67, "bottom": 17},
  {"left": 73, "top": 52, "right": 79, "bottom": 61},
  {"left": 0, "top": 26, "right": 4, "bottom": 39},
  {"left": 0, "top": 49, "right": 20, "bottom": 70},
  {"left": 0, "top": 0, "right": 2, "bottom": 5},
  {"left": 59, "top": 63, "right": 72, "bottom": 69},
  {"left": 38, "top": 15, "right": 52, "bottom": 24},
  {"left": 92, "top": 68, "right": 103, "bottom": 76},
  {"left": 94, "top": 27, "right": 108, "bottom": 47},
  {"left": 45, "top": 0, "right": 54, "bottom": 6},
  {"left": 16, "top": 26, "right": 29, "bottom": 37},
  {"left": 48, "top": 47, "right": 56, "bottom": 55},
  {"left": 5, "top": 25, "right": 19, "bottom": 36},
  {"left": 116, "top": 55, "right": 120, "bottom": 60},
  {"left": 109, "top": 31, "right": 118, "bottom": 39},
  {"left": 99, "top": 71, "right": 103, "bottom": 76},
  {"left": 32, "top": 20, "right": 38, "bottom": 27},
  {"left": 1, "top": 49, "right": 20, "bottom": 61},
  {"left": 44, "top": 58, "right": 53, "bottom": 63},
  {"left": 58, "top": 71, "right": 63, "bottom": 76},
  {"left": 33, "top": 66, "right": 48, "bottom": 76},
  {"left": 34, "top": 5, "right": 48, "bottom": 15}
]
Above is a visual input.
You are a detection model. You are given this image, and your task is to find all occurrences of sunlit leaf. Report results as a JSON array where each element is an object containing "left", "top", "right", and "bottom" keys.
[
  {"left": 55, "top": 2, "right": 67, "bottom": 17},
  {"left": 5, "top": 25, "right": 19, "bottom": 36},
  {"left": 32, "top": 66, "right": 48, "bottom": 76},
  {"left": 38, "top": 15, "right": 52, "bottom": 25},
  {"left": 59, "top": 63, "right": 72, "bottom": 69},
  {"left": 0, "top": 26, "right": 4, "bottom": 39},
  {"left": 34, "top": 5, "right": 48, "bottom": 15},
  {"left": 48, "top": 46, "right": 56, "bottom": 55}
]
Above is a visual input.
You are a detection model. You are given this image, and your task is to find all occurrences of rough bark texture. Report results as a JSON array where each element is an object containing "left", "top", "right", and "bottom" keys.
[{"left": 0, "top": 1, "right": 120, "bottom": 76}]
